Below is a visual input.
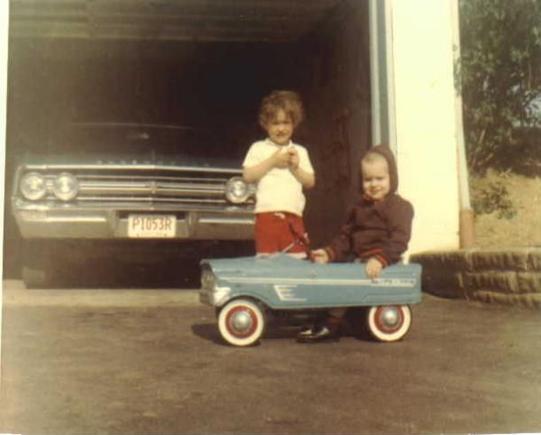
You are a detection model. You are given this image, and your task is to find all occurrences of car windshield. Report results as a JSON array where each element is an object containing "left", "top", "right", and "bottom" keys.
[{"left": 41, "top": 122, "right": 232, "bottom": 159}]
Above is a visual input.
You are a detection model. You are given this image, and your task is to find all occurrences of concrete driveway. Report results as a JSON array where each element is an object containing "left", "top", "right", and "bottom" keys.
[{"left": 1, "top": 279, "right": 541, "bottom": 434}]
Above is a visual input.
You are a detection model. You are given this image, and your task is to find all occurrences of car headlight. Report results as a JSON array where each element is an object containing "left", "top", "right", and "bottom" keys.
[
  {"left": 225, "top": 176, "right": 251, "bottom": 204},
  {"left": 201, "top": 267, "right": 216, "bottom": 290},
  {"left": 20, "top": 172, "right": 47, "bottom": 201},
  {"left": 52, "top": 172, "right": 79, "bottom": 201}
]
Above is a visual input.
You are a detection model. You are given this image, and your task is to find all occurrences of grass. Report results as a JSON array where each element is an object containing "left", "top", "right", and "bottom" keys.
[{"left": 472, "top": 170, "right": 541, "bottom": 248}]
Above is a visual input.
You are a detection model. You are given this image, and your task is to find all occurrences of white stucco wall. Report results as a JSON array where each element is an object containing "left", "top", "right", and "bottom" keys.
[{"left": 389, "top": 0, "right": 461, "bottom": 253}]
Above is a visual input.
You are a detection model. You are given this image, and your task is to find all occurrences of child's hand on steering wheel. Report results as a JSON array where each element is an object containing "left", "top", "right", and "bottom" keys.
[{"left": 365, "top": 257, "right": 383, "bottom": 280}]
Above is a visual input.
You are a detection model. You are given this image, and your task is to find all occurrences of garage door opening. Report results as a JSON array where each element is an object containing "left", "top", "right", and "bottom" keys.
[{"left": 5, "top": 0, "right": 372, "bottom": 281}]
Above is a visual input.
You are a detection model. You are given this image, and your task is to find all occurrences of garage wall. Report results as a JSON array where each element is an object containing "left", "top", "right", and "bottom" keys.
[{"left": 390, "top": 0, "right": 461, "bottom": 252}]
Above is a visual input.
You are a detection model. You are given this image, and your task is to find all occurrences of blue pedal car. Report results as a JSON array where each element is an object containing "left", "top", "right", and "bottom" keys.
[{"left": 200, "top": 254, "right": 422, "bottom": 347}]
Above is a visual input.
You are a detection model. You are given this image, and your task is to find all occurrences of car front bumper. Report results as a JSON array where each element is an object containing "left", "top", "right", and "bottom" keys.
[
  {"left": 199, "top": 285, "right": 232, "bottom": 307},
  {"left": 13, "top": 200, "right": 254, "bottom": 240}
]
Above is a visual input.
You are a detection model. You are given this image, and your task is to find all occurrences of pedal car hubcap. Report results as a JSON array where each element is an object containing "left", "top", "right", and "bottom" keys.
[
  {"left": 375, "top": 306, "right": 403, "bottom": 333},
  {"left": 226, "top": 306, "right": 258, "bottom": 337}
]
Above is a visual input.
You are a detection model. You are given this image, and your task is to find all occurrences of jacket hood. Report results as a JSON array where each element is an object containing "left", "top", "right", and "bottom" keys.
[{"left": 360, "top": 144, "right": 399, "bottom": 194}]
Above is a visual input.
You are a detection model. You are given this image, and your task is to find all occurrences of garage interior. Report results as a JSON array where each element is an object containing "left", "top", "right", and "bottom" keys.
[{"left": 4, "top": 0, "right": 372, "bottom": 279}]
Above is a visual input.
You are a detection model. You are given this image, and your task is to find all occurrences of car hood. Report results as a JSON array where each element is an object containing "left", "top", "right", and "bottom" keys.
[{"left": 19, "top": 151, "right": 242, "bottom": 171}]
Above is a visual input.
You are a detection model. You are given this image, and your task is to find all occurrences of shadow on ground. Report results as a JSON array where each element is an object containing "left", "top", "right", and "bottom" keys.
[{"left": 29, "top": 258, "right": 203, "bottom": 290}]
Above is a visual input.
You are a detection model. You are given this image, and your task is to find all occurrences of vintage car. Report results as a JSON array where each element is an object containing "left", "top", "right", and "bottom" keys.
[
  {"left": 11, "top": 122, "right": 255, "bottom": 287},
  {"left": 200, "top": 254, "right": 422, "bottom": 346}
]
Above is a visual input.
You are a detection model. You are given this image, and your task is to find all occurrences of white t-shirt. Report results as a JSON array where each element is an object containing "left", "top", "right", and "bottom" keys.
[{"left": 243, "top": 138, "right": 314, "bottom": 216}]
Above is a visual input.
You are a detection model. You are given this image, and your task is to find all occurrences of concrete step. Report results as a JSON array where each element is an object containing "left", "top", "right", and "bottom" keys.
[{"left": 410, "top": 247, "right": 541, "bottom": 308}]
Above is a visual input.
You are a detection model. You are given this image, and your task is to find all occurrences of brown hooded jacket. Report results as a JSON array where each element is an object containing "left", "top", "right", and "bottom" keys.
[{"left": 324, "top": 145, "right": 414, "bottom": 266}]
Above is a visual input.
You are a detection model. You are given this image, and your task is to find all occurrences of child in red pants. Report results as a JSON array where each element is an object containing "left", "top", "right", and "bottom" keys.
[{"left": 243, "top": 90, "right": 315, "bottom": 257}]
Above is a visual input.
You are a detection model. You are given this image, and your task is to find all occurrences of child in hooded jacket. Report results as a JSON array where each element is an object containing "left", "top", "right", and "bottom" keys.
[{"left": 297, "top": 144, "right": 414, "bottom": 342}]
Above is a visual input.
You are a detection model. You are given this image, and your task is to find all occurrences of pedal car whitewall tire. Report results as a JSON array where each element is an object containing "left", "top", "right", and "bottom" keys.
[
  {"left": 366, "top": 305, "right": 412, "bottom": 342},
  {"left": 218, "top": 299, "right": 265, "bottom": 347}
]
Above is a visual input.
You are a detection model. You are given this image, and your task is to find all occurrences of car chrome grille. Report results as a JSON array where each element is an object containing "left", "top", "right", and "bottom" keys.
[{"left": 77, "top": 176, "right": 227, "bottom": 201}]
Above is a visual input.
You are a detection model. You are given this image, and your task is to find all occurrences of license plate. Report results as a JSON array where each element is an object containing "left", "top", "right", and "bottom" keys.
[{"left": 128, "top": 214, "right": 176, "bottom": 238}]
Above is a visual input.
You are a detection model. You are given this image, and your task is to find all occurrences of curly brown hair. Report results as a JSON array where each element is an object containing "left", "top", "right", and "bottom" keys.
[{"left": 258, "top": 90, "right": 305, "bottom": 129}]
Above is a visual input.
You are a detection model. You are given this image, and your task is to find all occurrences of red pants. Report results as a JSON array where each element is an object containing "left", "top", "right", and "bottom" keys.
[{"left": 255, "top": 212, "right": 309, "bottom": 255}]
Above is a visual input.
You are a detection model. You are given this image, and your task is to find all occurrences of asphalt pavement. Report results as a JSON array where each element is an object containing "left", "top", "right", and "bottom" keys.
[{"left": 1, "top": 279, "right": 541, "bottom": 434}]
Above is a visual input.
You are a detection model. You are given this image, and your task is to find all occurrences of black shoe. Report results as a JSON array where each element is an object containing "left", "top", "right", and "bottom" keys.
[{"left": 296, "top": 325, "right": 339, "bottom": 343}]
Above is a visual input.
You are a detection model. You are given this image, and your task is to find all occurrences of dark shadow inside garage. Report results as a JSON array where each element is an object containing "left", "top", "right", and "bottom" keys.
[{"left": 4, "top": 0, "right": 372, "bottom": 286}]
